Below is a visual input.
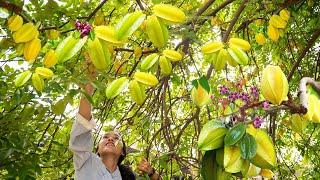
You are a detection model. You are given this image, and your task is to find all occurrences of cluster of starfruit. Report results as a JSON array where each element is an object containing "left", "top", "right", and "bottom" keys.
[
  {"left": 199, "top": 120, "right": 276, "bottom": 179},
  {"left": 7, "top": 15, "right": 57, "bottom": 92},
  {"left": 267, "top": 9, "right": 290, "bottom": 42},
  {"left": 104, "top": 72, "right": 158, "bottom": 105},
  {"left": 140, "top": 49, "right": 182, "bottom": 75},
  {"left": 7, "top": 15, "right": 40, "bottom": 63},
  {"left": 14, "top": 67, "right": 54, "bottom": 92},
  {"left": 202, "top": 38, "right": 251, "bottom": 70}
]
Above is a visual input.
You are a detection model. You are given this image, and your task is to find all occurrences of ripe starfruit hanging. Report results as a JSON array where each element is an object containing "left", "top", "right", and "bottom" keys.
[
  {"left": 246, "top": 125, "right": 277, "bottom": 169},
  {"left": 261, "top": 65, "right": 288, "bottom": 105},
  {"left": 255, "top": 33, "right": 266, "bottom": 45},
  {"left": 191, "top": 83, "right": 211, "bottom": 107}
]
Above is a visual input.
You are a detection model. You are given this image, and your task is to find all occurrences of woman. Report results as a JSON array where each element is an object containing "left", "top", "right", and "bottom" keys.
[{"left": 69, "top": 83, "right": 161, "bottom": 180}]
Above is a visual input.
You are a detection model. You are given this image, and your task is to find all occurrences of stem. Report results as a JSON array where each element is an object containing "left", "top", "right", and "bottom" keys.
[{"left": 287, "top": 28, "right": 320, "bottom": 82}]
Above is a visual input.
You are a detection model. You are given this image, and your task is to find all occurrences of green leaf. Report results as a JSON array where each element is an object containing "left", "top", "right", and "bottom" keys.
[
  {"left": 52, "top": 99, "right": 68, "bottom": 115},
  {"left": 239, "top": 133, "right": 257, "bottom": 159},
  {"left": 199, "top": 75, "right": 210, "bottom": 93},
  {"left": 81, "top": 90, "right": 94, "bottom": 105},
  {"left": 192, "top": 79, "right": 198, "bottom": 88},
  {"left": 224, "top": 123, "right": 246, "bottom": 146}
]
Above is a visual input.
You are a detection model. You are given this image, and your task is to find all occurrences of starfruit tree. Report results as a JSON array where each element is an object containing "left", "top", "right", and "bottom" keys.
[{"left": 0, "top": 0, "right": 320, "bottom": 179}]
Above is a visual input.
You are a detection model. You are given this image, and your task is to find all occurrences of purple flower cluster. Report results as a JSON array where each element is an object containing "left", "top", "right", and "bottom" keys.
[
  {"left": 75, "top": 20, "right": 92, "bottom": 38},
  {"left": 228, "top": 92, "right": 239, "bottom": 102},
  {"left": 262, "top": 101, "right": 270, "bottom": 109},
  {"left": 219, "top": 85, "right": 229, "bottom": 95},
  {"left": 226, "top": 91, "right": 250, "bottom": 103},
  {"left": 250, "top": 86, "right": 259, "bottom": 97},
  {"left": 218, "top": 85, "right": 259, "bottom": 103},
  {"left": 253, "top": 116, "right": 264, "bottom": 128},
  {"left": 239, "top": 92, "right": 250, "bottom": 102}
]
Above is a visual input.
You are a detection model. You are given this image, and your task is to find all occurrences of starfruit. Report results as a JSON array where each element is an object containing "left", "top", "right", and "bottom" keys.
[
  {"left": 32, "top": 73, "right": 44, "bottom": 92},
  {"left": 241, "top": 161, "right": 261, "bottom": 177},
  {"left": 95, "top": 26, "right": 123, "bottom": 44},
  {"left": 115, "top": 11, "right": 146, "bottom": 41},
  {"left": 134, "top": 72, "right": 159, "bottom": 87},
  {"left": 255, "top": 33, "right": 266, "bottom": 45},
  {"left": 226, "top": 51, "right": 238, "bottom": 67},
  {"left": 14, "top": 70, "right": 32, "bottom": 87},
  {"left": 8, "top": 15, "right": 23, "bottom": 32},
  {"left": 198, "top": 120, "right": 227, "bottom": 150},
  {"left": 228, "top": 38, "right": 251, "bottom": 51},
  {"left": 227, "top": 44, "right": 249, "bottom": 65},
  {"left": 153, "top": 4, "right": 186, "bottom": 24},
  {"left": 13, "top": 23, "right": 39, "bottom": 43},
  {"left": 246, "top": 125, "right": 276, "bottom": 169},
  {"left": 279, "top": 9, "right": 290, "bottom": 21},
  {"left": 140, "top": 53, "right": 159, "bottom": 71},
  {"left": 261, "top": 65, "right": 288, "bottom": 105},
  {"left": 55, "top": 35, "right": 87, "bottom": 63},
  {"left": 213, "top": 49, "right": 228, "bottom": 71},
  {"left": 204, "top": 52, "right": 218, "bottom": 64},
  {"left": 145, "top": 15, "right": 168, "bottom": 49},
  {"left": 43, "top": 50, "right": 57, "bottom": 68},
  {"left": 191, "top": 83, "right": 211, "bottom": 107},
  {"left": 305, "top": 94, "right": 320, "bottom": 123},
  {"left": 35, "top": 67, "right": 54, "bottom": 78},
  {"left": 24, "top": 38, "right": 41, "bottom": 63},
  {"left": 267, "top": 25, "right": 279, "bottom": 42},
  {"left": 47, "top": 29, "right": 60, "bottom": 40},
  {"left": 163, "top": 49, "right": 182, "bottom": 61},
  {"left": 201, "top": 151, "right": 231, "bottom": 180},
  {"left": 201, "top": 41, "right": 224, "bottom": 54},
  {"left": 105, "top": 77, "right": 129, "bottom": 99},
  {"left": 159, "top": 55, "right": 172, "bottom": 75},
  {"left": 87, "top": 37, "right": 111, "bottom": 70},
  {"left": 129, "top": 80, "right": 146, "bottom": 105},
  {"left": 269, "top": 15, "right": 287, "bottom": 29},
  {"left": 313, "top": 98, "right": 320, "bottom": 122},
  {"left": 201, "top": 150, "right": 216, "bottom": 180},
  {"left": 224, "top": 146, "right": 245, "bottom": 173},
  {"left": 259, "top": 169, "right": 274, "bottom": 178},
  {"left": 291, "top": 114, "right": 308, "bottom": 133}
]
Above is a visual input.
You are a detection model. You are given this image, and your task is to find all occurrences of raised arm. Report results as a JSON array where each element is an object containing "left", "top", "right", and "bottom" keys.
[
  {"left": 69, "top": 61, "right": 97, "bottom": 170},
  {"left": 79, "top": 83, "right": 94, "bottom": 120}
]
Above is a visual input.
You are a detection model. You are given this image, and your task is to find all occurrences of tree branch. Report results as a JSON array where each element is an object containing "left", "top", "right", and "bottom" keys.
[
  {"left": 287, "top": 28, "right": 320, "bottom": 82},
  {"left": 0, "top": 0, "right": 23, "bottom": 14},
  {"left": 136, "top": 0, "right": 145, "bottom": 10},
  {"left": 86, "top": 0, "right": 109, "bottom": 21}
]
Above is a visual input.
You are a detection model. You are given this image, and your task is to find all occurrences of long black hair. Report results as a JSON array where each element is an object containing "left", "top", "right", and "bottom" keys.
[
  {"left": 97, "top": 138, "right": 135, "bottom": 180},
  {"left": 117, "top": 139, "right": 135, "bottom": 180}
]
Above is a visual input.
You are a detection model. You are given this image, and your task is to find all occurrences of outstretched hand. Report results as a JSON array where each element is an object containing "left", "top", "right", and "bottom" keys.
[{"left": 137, "top": 158, "right": 153, "bottom": 175}]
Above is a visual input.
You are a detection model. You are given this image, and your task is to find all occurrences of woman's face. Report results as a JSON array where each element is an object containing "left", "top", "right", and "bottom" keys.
[{"left": 98, "top": 131, "right": 123, "bottom": 158}]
